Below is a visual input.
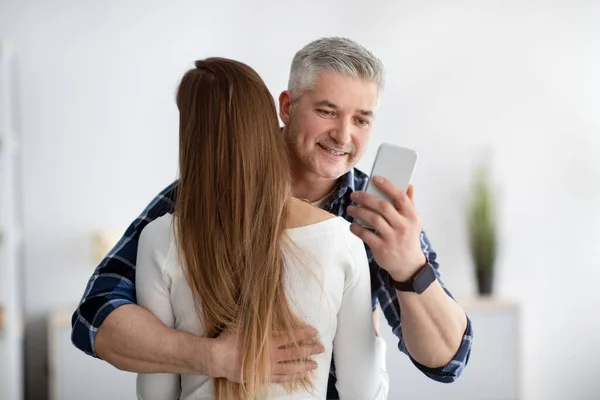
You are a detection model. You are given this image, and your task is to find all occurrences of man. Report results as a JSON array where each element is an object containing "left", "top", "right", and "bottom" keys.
[{"left": 72, "top": 37, "right": 472, "bottom": 398}]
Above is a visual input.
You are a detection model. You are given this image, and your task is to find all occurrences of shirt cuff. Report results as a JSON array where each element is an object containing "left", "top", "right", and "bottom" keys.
[
  {"left": 71, "top": 299, "right": 135, "bottom": 358},
  {"left": 408, "top": 316, "right": 473, "bottom": 383}
]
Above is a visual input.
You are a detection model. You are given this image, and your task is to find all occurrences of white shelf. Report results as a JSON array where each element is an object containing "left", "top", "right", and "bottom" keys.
[
  {"left": 379, "top": 297, "right": 522, "bottom": 400},
  {"left": 457, "top": 296, "right": 520, "bottom": 311}
]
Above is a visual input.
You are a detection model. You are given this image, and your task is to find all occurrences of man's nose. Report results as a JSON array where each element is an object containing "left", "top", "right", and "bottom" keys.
[{"left": 329, "top": 118, "right": 352, "bottom": 146}]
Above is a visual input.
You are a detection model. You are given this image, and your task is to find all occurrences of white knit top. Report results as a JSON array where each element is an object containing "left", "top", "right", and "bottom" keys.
[{"left": 135, "top": 213, "right": 389, "bottom": 399}]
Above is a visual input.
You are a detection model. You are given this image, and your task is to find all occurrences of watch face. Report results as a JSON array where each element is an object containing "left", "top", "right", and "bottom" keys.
[{"left": 414, "top": 264, "right": 436, "bottom": 294}]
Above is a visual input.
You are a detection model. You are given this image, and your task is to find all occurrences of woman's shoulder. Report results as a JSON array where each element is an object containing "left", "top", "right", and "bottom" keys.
[
  {"left": 138, "top": 213, "right": 176, "bottom": 264},
  {"left": 140, "top": 213, "right": 174, "bottom": 242},
  {"left": 286, "top": 197, "right": 335, "bottom": 229},
  {"left": 286, "top": 198, "right": 365, "bottom": 253}
]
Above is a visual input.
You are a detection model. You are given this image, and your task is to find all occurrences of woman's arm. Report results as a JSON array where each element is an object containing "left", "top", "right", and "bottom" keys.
[{"left": 333, "top": 232, "right": 389, "bottom": 399}]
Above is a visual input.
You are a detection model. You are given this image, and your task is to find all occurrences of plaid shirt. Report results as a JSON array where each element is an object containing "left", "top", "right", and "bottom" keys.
[{"left": 72, "top": 168, "right": 472, "bottom": 390}]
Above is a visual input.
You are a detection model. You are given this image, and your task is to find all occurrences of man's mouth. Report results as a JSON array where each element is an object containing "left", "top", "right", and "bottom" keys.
[{"left": 318, "top": 143, "right": 347, "bottom": 157}]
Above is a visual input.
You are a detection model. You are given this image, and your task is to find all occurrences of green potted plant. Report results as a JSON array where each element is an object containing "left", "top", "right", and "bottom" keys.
[{"left": 467, "top": 165, "right": 498, "bottom": 296}]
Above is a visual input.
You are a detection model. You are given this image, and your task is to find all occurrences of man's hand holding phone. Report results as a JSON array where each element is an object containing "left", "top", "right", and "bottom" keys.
[
  {"left": 347, "top": 143, "right": 427, "bottom": 282},
  {"left": 348, "top": 178, "right": 426, "bottom": 282}
]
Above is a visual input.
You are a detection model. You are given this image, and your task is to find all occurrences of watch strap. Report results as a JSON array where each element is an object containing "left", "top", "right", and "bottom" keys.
[
  {"left": 391, "top": 263, "right": 436, "bottom": 294},
  {"left": 391, "top": 279, "right": 415, "bottom": 292}
]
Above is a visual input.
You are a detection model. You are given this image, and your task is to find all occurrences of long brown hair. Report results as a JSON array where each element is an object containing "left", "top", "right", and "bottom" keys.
[{"left": 174, "top": 57, "right": 313, "bottom": 399}]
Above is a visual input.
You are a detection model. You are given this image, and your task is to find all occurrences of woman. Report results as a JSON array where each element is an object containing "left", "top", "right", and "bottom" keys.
[{"left": 135, "top": 57, "right": 388, "bottom": 399}]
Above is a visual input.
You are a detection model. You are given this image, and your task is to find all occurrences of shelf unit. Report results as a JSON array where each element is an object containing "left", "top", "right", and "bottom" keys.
[
  {"left": 380, "top": 296, "right": 522, "bottom": 400},
  {"left": 0, "top": 38, "right": 25, "bottom": 400}
]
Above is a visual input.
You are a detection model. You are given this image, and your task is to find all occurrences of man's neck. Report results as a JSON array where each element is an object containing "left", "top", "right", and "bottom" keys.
[{"left": 291, "top": 170, "right": 339, "bottom": 203}]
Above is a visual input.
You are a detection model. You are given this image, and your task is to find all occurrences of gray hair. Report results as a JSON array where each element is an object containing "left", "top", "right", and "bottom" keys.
[{"left": 287, "top": 37, "right": 385, "bottom": 99}]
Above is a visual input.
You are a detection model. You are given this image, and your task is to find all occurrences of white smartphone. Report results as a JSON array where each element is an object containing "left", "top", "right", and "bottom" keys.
[{"left": 356, "top": 143, "right": 419, "bottom": 228}]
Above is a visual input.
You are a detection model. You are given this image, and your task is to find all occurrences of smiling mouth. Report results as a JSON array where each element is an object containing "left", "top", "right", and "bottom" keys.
[{"left": 318, "top": 143, "right": 348, "bottom": 156}]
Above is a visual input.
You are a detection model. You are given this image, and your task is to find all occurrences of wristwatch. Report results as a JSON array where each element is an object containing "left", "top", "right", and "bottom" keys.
[{"left": 391, "top": 263, "right": 436, "bottom": 294}]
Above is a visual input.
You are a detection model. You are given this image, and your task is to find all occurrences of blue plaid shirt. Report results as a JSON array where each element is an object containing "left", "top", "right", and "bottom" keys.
[{"left": 72, "top": 168, "right": 472, "bottom": 390}]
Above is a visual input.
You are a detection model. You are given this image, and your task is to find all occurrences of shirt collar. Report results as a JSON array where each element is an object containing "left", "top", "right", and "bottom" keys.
[
  {"left": 339, "top": 168, "right": 357, "bottom": 193},
  {"left": 330, "top": 168, "right": 368, "bottom": 203}
]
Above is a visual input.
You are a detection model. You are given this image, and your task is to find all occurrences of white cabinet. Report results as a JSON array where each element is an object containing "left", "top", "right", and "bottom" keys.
[
  {"left": 0, "top": 39, "right": 24, "bottom": 400},
  {"left": 379, "top": 298, "right": 521, "bottom": 400}
]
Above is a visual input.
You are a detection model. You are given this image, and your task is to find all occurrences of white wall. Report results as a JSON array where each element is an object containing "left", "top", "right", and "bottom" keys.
[
  {"left": 1, "top": 0, "right": 599, "bottom": 399},
  {"left": 0, "top": 37, "right": 25, "bottom": 400}
]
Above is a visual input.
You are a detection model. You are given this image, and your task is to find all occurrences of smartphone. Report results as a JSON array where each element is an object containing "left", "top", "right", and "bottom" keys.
[{"left": 356, "top": 143, "right": 419, "bottom": 228}]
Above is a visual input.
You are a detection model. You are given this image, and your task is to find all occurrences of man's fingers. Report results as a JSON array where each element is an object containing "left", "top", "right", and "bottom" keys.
[
  {"left": 368, "top": 176, "right": 415, "bottom": 215},
  {"left": 272, "top": 371, "right": 310, "bottom": 383},
  {"left": 349, "top": 187, "right": 407, "bottom": 226},
  {"left": 272, "top": 373, "right": 300, "bottom": 383},
  {"left": 346, "top": 205, "right": 396, "bottom": 236},
  {"left": 275, "top": 342, "right": 325, "bottom": 362},
  {"left": 293, "top": 325, "right": 319, "bottom": 342},
  {"left": 406, "top": 184, "right": 417, "bottom": 206},
  {"left": 349, "top": 222, "right": 384, "bottom": 251},
  {"left": 371, "top": 176, "right": 404, "bottom": 201},
  {"left": 270, "top": 334, "right": 321, "bottom": 384},
  {"left": 273, "top": 325, "right": 318, "bottom": 349},
  {"left": 272, "top": 359, "right": 318, "bottom": 380}
]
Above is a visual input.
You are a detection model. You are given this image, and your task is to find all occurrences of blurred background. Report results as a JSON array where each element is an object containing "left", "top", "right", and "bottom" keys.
[{"left": 1, "top": 0, "right": 599, "bottom": 399}]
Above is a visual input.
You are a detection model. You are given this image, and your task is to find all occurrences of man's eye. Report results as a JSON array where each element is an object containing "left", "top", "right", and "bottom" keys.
[
  {"left": 355, "top": 118, "right": 370, "bottom": 126},
  {"left": 317, "top": 109, "right": 334, "bottom": 116}
]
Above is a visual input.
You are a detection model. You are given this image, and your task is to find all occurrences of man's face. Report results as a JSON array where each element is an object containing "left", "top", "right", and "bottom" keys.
[{"left": 281, "top": 72, "right": 378, "bottom": 180}]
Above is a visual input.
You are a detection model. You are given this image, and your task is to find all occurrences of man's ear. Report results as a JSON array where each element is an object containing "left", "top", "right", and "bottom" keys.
[{"left": 278, "top": 90, "right": 292, "bottom": 125}]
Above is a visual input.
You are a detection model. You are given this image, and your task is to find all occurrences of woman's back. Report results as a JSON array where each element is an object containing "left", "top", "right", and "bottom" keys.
[
  {"left": 136, "top": 57, "right": 387, "bottom": 399},
  {"left": 136, "top": 198, "right": 389, "bottom": 399}
]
